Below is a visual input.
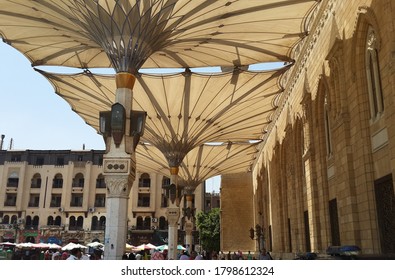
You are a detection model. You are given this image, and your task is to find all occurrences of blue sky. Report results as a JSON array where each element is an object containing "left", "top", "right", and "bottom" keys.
[{"left": 0, "top": 43, "right": 105, "bottom": 151}]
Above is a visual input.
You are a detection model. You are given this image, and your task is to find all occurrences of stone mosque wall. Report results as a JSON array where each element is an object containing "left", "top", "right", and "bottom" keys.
[{"left": 221, "top": 0, "right": 395, "bottom": 258}]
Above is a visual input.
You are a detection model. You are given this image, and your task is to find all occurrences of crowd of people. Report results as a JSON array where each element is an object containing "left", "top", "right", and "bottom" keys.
[
  {"left": 7, "top": 246, "right": 103, "bottom": 260},
  {"left": 2, "top": 242, "right": 272, "bottom": 260},
  {"left": 120, "top": 248, "right": 273, "bottom": 260}
]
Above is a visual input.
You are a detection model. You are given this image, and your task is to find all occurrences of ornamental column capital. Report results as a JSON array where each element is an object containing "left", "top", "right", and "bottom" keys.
[{"left": 105, "top": 174, "right": 134, "bottom": 198}]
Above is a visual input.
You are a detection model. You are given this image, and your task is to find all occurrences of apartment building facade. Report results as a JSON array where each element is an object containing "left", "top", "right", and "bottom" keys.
[{"left": 0, "top": 149, "right": 203, "bottom": 246}]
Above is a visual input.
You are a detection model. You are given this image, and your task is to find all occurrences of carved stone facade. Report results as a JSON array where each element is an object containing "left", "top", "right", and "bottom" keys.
[{"left": 222, "top": 0, "right": 395, "bottom": 259}]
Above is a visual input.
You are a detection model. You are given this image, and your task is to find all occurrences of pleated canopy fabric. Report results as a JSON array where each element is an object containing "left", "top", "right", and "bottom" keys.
[
  {"left": 136, "top": 140, "right": 260, "bottom": 193},
  {"left": 37, "top": 68, "right": 285, "bottom": 166},
  {"left": 0, "top": 0, "right": 318, "bottom": 71},
  {"left": 0, "top": 0, "right": 319, "bottom": 180},
  {"left": 178, "top": 140, "right": 261, "bottom": 192}
]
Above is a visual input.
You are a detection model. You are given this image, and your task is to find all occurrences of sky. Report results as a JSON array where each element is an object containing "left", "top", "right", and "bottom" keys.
[{"left": 0, "top": 42, "right": 105, "bottom": 151}]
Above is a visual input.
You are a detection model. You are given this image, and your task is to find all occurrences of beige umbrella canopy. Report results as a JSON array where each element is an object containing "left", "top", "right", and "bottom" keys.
[
  {"left": 36, "top": 68, "right": 285, "bottom": 166},
  {"left": 0, "top": 0, "right": 318, "bottom": 72},
  {"left": 136, "top": 140, "right": 260, "bottom": 193},
  {"left": 136, "top": 142, "right": 170, "bottom": 176},
  {"left": 179, "top": 140, "right": 260, "bottom": 190}
]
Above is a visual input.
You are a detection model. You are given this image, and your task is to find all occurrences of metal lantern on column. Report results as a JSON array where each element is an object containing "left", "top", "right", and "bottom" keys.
[
  {"left": 110, "top": 103, "right": 126, "bottom": 147},
  {"left": 99, "top": 106, "right": 146, "bottom": 147},
  {"left": 130, "top": 110, "right": 147, "bottom": 150}
]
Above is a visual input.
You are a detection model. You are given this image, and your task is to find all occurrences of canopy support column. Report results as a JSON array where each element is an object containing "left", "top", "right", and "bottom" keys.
[
  {"left": 184, "top": 194, "right": 194, "bottom": 254},
  {"left": 103, "top": 72, "right": 138, "bottom": 260},
  {"left": 166, "top": 166, "right": 181, "bottom": 260}
]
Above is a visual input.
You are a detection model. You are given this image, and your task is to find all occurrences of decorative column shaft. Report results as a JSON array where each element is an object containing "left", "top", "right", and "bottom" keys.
[
  {"left": 184, "top": 194, "right": 194, "bottom": 254},
  {"left": 103, "top": 72, "right": 137, "bottom": 260},
  {"left": 167, "top": 166, "right": 181, "bottom": 260}
]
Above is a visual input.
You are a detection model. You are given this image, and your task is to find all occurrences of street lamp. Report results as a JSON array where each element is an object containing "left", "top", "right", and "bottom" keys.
[{"left": 249, "top": 224, "right": 264, "bottom": 251}]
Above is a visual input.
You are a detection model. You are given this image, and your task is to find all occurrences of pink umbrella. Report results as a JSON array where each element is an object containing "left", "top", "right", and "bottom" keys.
[
  {"left": 0, "top": 242, "right": 16, "bottom": 246},
  {"left": 16, "top": 242, "right": 35, "bottom": 249},
  {"left": 135, "top": 243, "right": 156, "bottom": 251},
  {"left": 145, "top": 243, "right": 157, "bottom": 249},
  {"left": 32, "top": 243, "right": 50, "bottom": 249},
  {"left": 47, "top": 243, "right": 62, "bottom": 250}
]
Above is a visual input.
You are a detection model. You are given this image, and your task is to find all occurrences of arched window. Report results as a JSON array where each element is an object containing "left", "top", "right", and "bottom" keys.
[
  {"left": 69, "top": 216, "right": 77, "bottom": 230},
  {"left": 159, "top": 216, "right": 167, "bottom": 230},
  {"left": 32, "top": 216, "right": 39, "bottom": 230},
  {"left": 91, "top": 216, "right": 99, "bottom": 230},
  {"left": 139, "top": 173, "right": 151, "bottom": 188},
  {"left": 365, "top": 26, "right": 384, "bottom": 120},
  {"left": 76, "top": 216, "right": 84, "bottom": 229},
  {"left": 69, "top": 216, "right": 84, "bottom": 230},
  {"left": 1, "top": 215, "right": 10, "bottom": 224},
  {"left": 10, "top": 215, "right": 18, "bottom": 225},
  {"left": 53, "top": 173, "right": 63, "bottom": 188},
  {"left": 91, "top": 216, "right": 106, "bottom": 231},
  {"left": 25, "top": 216, "right": 32, "bottom": 227},
  {"left": 54, "top": 216, "right": 62, "bottom": 226},
  {"left": 99, "top": 216, "right": 106, "bottom": 230},
  {"left": 136, "top": 216, "right": 143, "bottom": 230},
  {"left": 143, "top": 217, "right": 151, "bottom": 230},
  {"left": 47, "top": 216, "right": 54, "bottom": 226},
  {"left": 31, "top": 173, "right": 42, "bottom": 188},
  {"left": 26, "top": 215, "right": 39, "bottom": 230},
  {"left": 73, "top": 173, "right": 84, "bottom": 188},
  {"left": 96, "top": 174, "right": 106, "bottom": 188},
  {"left": 7, "top": 172, "right": 19, "bottom": 188}
]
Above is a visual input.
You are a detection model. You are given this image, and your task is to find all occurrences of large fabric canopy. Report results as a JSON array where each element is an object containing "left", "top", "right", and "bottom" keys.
[
  {"left": 0, "top": 0, "right": 318, "bottom": 71},
  {"left": 0, "top": 0, "right": 319, "bottom": 181},
  {"left": 37, "top": 68, "right": 285, "bottom": 166},
  {"left": 136, "top": 140, "right": 260, "bottom": 191},
  {"left": 179, "top": 141, "right": 260, "bottom": 190}
]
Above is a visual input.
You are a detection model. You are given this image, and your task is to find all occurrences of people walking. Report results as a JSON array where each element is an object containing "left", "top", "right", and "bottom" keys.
[{"left": 66, "top": 248, "right": 82, "bottom": 260}]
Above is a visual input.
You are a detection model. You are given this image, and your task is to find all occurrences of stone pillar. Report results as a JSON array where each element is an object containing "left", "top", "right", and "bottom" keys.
[
  {"left": 103, "top": 72, "right": 137, "bottom": 260},
  {"left": 104, "top": 173, "right": 134, "bottom": 259},
  {"left": 184, "top": 194, "right": 194, "bottom": 254},
  {"left": 166, "top": 206, "right": 180, "bottom": 259},
  {"left": 166, "top": 166, "right": 181, "bottom": 260}
]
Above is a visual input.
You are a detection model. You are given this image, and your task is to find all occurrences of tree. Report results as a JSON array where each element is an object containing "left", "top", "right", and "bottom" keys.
[{"left": 196, "top": 208, "right": 220, "bottom": 253}]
